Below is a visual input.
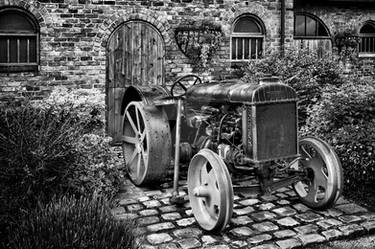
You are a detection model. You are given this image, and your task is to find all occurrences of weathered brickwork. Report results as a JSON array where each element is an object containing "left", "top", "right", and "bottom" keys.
[{"left": 0, "top": 0, "right": 294, "bottom": 100}]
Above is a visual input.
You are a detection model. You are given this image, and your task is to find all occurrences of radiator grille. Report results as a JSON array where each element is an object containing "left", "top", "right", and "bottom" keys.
[{"left": 253, "top": 102, "right": 297, "bottom": 161}]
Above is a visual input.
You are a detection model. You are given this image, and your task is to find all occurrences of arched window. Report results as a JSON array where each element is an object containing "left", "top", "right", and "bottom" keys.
[
  {"left": 0, "top": 8, "right": 39, "bottom": 73},
  {"left": 231, "top": 15, "right": 265, "bottom": 62},
  {"left": 294, "top": 13, "right": 331, "bottom": 57},
  {"left": 359, "top": 21, "right": 375, "bottom": 55}
]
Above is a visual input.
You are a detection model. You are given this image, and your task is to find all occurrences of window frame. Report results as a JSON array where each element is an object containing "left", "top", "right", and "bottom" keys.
[
  {"left": 230, "top": 14, "right": 265, "bottom": 63},
  {"left": 0, "top": 7, "right": 40, "bottom": 73},
  {"left": 294, "top": 13, "right": 330, "bottom": 39},
  {"left": 358, "top": 21, "right": 375, "bottom": 57}
]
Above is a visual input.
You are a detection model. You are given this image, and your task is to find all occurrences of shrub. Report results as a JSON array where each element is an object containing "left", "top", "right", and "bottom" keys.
[
  {"left": 242, "top": 48, "right": 344, "bottom": 125},
  {"left": 0, "top": 88, "right": 121, "bottom": 248},
  {"left": 302, "top": 78, "right": 375, "bottom": 204},
  {"left": 9, "top": 195, "right": 138, "bottom": 249}
]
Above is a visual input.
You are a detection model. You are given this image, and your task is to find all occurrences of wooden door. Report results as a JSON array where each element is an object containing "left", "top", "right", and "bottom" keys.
[{"left": 106, "top": 21, "right": 165, "bottom": 143}]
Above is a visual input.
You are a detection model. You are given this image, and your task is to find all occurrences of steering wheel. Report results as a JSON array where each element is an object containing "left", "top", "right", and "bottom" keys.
[{"left": 170, "top": 74, "right": 202, "bottom": 97}]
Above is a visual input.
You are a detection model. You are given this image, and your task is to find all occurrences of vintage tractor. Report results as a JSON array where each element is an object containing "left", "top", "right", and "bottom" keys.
[{"left": 120, "top": 75, "right": 343, "bottom": 232}]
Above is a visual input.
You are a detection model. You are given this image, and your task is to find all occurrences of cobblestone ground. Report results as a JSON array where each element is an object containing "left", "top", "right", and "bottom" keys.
[{"left": 112, "top": 177, "right": 375, "bottom": 249}]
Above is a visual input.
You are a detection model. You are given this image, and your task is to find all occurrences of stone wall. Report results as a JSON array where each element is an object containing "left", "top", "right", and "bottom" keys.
[{"left": 0, "top": 0, "right": 293, "bottom": 100}]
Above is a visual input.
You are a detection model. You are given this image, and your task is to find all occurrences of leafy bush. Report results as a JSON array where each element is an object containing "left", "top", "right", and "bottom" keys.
[
  {"left": 0, "top": 88, "right": 122, "bottom": 248},
  {"left": 302, "top": 78, "right": 375, "bottom": 204},
  {"left": 242, "top": 48, "right": 344, "bottom": 124},
  {"left": 36, "top": 87, "right": 106, "bottom": 134},
  {"left": 9, "top": 195, "right": 138, "bottom": 249}
]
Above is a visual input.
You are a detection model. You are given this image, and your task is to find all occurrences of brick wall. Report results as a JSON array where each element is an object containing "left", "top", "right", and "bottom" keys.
[{"left": 0, "top": 0, "right": 293, "bottom": 100}]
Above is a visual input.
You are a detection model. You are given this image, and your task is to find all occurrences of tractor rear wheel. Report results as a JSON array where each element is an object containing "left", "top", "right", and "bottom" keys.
[{"left": 122, "top": 101, "right": 172, "bottom": 186}]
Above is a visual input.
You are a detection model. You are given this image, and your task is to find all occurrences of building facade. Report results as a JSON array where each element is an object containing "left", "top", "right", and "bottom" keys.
[{"left": 0, "top": 0, "right": 374, "bottom": 139}]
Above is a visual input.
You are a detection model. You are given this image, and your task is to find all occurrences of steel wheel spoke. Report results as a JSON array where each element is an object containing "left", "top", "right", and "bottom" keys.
[
  {"left": 141, "top": 146, "right": 148, "bottom": 167},
  {"left": 122, "top": 135, "right": 137, "bottom": 144},
  {"left": 136, "top": 153, "right": 142, "bottom": 178},
  {"left": 312, "top": 158, "right": 328, "bottom": 189},
  {"left": 128, "top": 148, "right": 138, "bottom": 166},
  {"left": 126, "top": 111, "right": 138, "bottom": 134},
  {"left": 140, "top": 130, "right": 146, "bottom": 143},
  {"left": 301, "top": 144, "right": 312, "bottom": 159},
  {"left": 135, "top": 108, "right": 141, "bottom": 130},
  {"left": 200, "top": 163, "right": 209, "bottom": 184},
  {"left": 305, "top": 186, "right": 318, "bottom": 204}
]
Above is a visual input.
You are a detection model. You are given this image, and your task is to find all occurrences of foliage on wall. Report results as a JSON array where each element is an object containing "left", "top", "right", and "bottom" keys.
[{"left": 175, "top": 21, "right": 223, "bottom": 72}]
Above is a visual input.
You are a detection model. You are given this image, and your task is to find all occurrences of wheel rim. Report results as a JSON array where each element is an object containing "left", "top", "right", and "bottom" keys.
[
  {"left": 122, "top": 102, "right": 149, "bottom": 185},
  {"left": 188, "top": 149, "right": 233, "bottom": 232},
  {"left": 294, "top": 137, "right": 343, "bottom": 209}
]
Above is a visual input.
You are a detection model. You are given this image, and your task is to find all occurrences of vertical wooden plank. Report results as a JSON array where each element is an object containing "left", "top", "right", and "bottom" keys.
[
  {"left": 7, "top": 39, "right": 9, "bottom": 63},
  {"left": 17, "top": 39, "right": 20, "bottom": 63},
  {"left": 141, "top": 23, "right": 146, "bottom": 85},
  {"left": 27, "top": 38, "right": 30, "bottom": 63},
  {"left": 255, "top": 39, "right": 258, "bottom": 59},
  {"left": 125, "top": 23, "right": 132, "bottom": 86}
]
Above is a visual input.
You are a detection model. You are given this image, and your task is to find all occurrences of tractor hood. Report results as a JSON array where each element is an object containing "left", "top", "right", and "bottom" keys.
[{"left": 185, "top": 78, "right": 297, "bottom": 105}]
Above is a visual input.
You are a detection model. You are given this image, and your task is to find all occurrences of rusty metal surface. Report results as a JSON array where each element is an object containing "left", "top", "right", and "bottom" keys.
[{"left": 186, "top": 79, "right": 297, "bottom": 105}]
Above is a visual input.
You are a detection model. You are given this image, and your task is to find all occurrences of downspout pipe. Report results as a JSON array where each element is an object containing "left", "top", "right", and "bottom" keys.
[{"left": 280, "top": 0, "right": 286, "bottom": 56}]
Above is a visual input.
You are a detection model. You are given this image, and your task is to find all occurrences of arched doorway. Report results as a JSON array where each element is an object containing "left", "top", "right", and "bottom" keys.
[{"left": 106, "top": 20, "right": 165, "bottom": 143}]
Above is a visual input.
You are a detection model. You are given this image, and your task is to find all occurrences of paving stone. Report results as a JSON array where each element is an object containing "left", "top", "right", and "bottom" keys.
[
  {"left": 338, "top": 215, "right": 362, "bottom": 223},
  {"left": 111, "top": 206, "right": 126, "bottom": 215},
  {"left": 316, "top": 218, "right": 343, "bottom": 229},
  {"left": 252, "top": 221, "right": 279, "bottom": 232},
  {"left": 276, "top": 217, "right": 299, "bottom": 227},
  {"left": 140, "top": 244, "right": 157, "bottom": 249},
  {"left": 230, "top": 227, "right": 253, "bottom": 237},
  {"left": 361, "top": 213, "right": 375, "bottom": 220},
  {"left": 317, "top": 208, "right": 343, "bottom": 217},
  {"left": 233, "top": 195, "right": 241, "bottom": 200},
  {"left": 285, "top": 190, "right": 297, "bottom": 197},
  {"left": 230, "top": 240, "right": 248, "bottom": 248},
  {"left": 277, "top": 187, "right": 291, "bottom": 192},
  {"left": 276, "top": 199, "right": 290, "bottom": 205},
  {"left": 231, "top": 215, "right": 253, "bottom": 225},
  {"left": 146, "top": 233, "right": 173, "bottom": 245},
  {"left": 294, "top": 224, "right": 319, "bottom": 234},
  {"left": 119, "top": 198, "right": 137, "bottom": 206},
  {"left": 275, "top": 193, "right": 289, "bottom": 198},
  {"left": 295, "top": 212, "right": 323, "bottom": 222},
  {"left": 139, "top": 196, "right": 151, "bottom": 202},
  {"left": 292, "top": 203, "right": 310, "bottom": 213},
  {"left": 159, "top": 205, "right": 178, "bottom": 213},
  {"left": 143, "top": 200, "right": 161, "bottom": 208},
  {"left": 158, "top": 243, "right": 179, "bottom": 249},
  {"left": 203, "top": 245, "right": 230, "bottom": 249},
  {"left": 336, "top": 203, "right": 368, "bottom": 214},
  {"left": 338, "top": 223, "right": 365, "bottom": 236},
  {"left": 127, "top": 203, "right": 144, "bottom": 212},
  {"left": 298, "top": 233, "right": 326, "bottom": 245},
  {"left": 258, "top": 203, "right": 276, "bottom": 211},
  {"left": 273, "top": 229, "right": 297, "bottom": 239},
  {"left": 134, "top": 227, "right": 147, "bottom": 236},
  {"left": 173, "top": 227, "right": 202, "bottom": 238},
  {"left": 147, "top": 222, "right": 175, "bottom": 232},
  {"left": 247, "top": 233, "right": 272, "bottom": 244},
  {"left": 185, "top": 209, "right": 193, "bottom": 216},
  {"left": 335, "top": 197, "right": 350, "bottom": 205},
  {"left": 139, "top": 209, "right": 159, "bottom": 216},
  {"left": 251, "top": 211, "right": 277, "bottom": 221},
  {"left": 137, "top": 216, "right": 160, "bottom": 225},
  {"left": 177, "top": 238, "right": 201, "bottom": 249},
  {"left": 161, "top": 212, "right": 182, "bottom": 221},
  {"left": 361, "top": 220, "right": 375, "bottom": 232},
  {"left": 321, "top": 229, "right": 343, "bottom": 240},
  {"left": 115, "top": 213, "right": 138, "bottom": 220},
  {"left": 272, "top": 206, "right": 297, "bottom": 216},
  {"left": 201, "top": 235, "right": 217, "bottom": 245},
  {"left": 145, "top": 190, "right": 163, "bottom": 196},
  {"left": 276, "top": 238, "right": 302, "bottom": 249},
  {"left": 239, "top": 198, "right": 260, "bottom": 206},
  {"left": 160, "top": 198, "right": 171, "bottom": 205},
  {"left": 240, "top": 192, "right": 258, "bottom": 198},
  {"left": 251, "top": 243, "right": 279, "bottom": 249},
  {"left": 261, "top": 195, "right": 279, "bottom": 202},
  {"left": 233, "top": 206, "right": 255, "bottom": 215},
  {"left": 176, "top": 217, "right": 196, "bottom": 227}
]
